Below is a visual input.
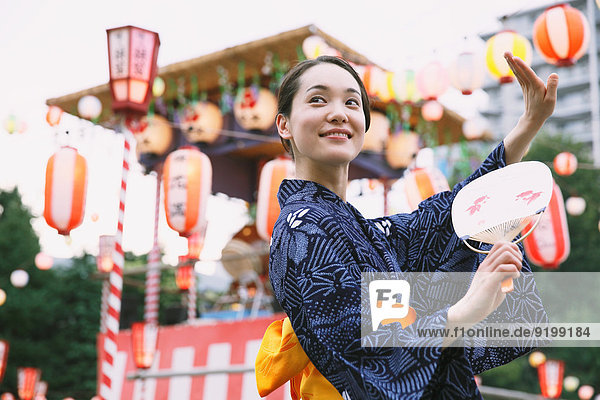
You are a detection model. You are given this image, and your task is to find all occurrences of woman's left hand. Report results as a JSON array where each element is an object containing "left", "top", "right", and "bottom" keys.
[{"left": 504, "top": 51, "right": 558, "bottom": 124}]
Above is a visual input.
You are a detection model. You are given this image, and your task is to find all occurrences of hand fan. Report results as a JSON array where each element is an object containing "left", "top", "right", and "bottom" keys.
[{"left": 452, "top": 161, "right": 553, "bottom": 292}]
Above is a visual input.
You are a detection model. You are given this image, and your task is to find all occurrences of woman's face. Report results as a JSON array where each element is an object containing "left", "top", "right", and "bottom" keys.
[{"left": 277, "top": 63, "right": 366, "bottom": 167}]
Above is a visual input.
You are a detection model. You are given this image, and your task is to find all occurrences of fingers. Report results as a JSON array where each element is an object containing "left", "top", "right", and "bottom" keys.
[
  {"left": 479, "top": 241, "right": 523, "bottom": 272},
  {"left": 546, "top": 73, "right": 559, "bottom": 102},
  {"left": 504, "top": 52, "right": 539, "bottom": 85}
]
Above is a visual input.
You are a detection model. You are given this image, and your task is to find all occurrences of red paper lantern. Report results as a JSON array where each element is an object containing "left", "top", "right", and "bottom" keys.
[
  {"left": 187, "top": 225, "right": 207, "bottom": 260},
  {"left": 538, "top": 360, "right": 564, "bottom": 399},
  {"left": 533, "top": 4, "right": 590, "bottom": 67},
  {"left": 131, "top": 322, "right": 158, "bottom": 369},
  {"left": 107, "top": 26, "right": 160, "bottom": 114},
  {"left": 45, "top": 106, "right": 63, "bottom": 126},
  {"left": 34, "top": 253, "right": 53, "bottom": 271},
  {"left": 163, "top": 147, "right": 212, "bottom": 237},
  {"left": 0, "top": 340, "right": 8, "bottom": 384},
  {"left": 523, "top": 182, "right": 570, "bottom": 268},
  {"left": 553, "top": 151, "right": 578, "bottom": 176},
  {"left": 404, "top": 167, "right": 450, "bottom": 211},
  {"left": 256, "top": 157, "right": 295, "bottom": 241},
  {"left": 97, "top": 235, "right": 115, "bottom": 273},
  {"left": 17, "top": 368, "right": 41, "bottom": 400},
  {"left": 176, "top": 257, "right": 194, "bottom": 291},
  {"left": 416, "top": 61, "right": 449, "bottom": 101},
  {"left": 43, "top": 147, "right": 88, "bottom": 236}
]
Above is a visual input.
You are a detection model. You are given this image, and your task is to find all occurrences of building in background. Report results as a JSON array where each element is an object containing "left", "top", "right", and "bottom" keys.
[{"left": 480, "top": 0, "right": 600, "bottom": 143}]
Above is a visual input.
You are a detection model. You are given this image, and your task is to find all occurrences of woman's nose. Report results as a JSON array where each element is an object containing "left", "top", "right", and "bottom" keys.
[{"left": 327, "top": 101, "right": 348, "bottom": 123}]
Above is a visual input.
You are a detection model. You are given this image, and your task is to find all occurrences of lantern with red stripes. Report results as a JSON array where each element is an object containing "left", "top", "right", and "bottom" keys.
[
  {"left": 17, "top": 368, "right": 41, "bottom": 400},
  {"left": 176, "top": 256, "right": 194, "bottom": 291},
  {"left": 256, "top": 157, "right": 295, "bottom": 241},
  {"left": 537, "top": 360, "right": 564, "bottom": 399},
  {"left": 404, "top": 167, "right": 450, "bottom": 211},
  {"left": 553, "top": 151, "right": 578, "bottom": 176},
  {"left": 43, "top": 147, "right": 88, "bottom": 236},
  {"left": 0, "top": 340, "right": 8, "bottom": 384},
  {"left": 45, "top": 106, "right": 62, "bottom": 127},
  {"left": 533, "top": 4, "right": 590, "bottom": 67},
  {"left": 523, "top": 181, "right": 570, "bottom": 268},
  {"left": 187, "top": 225, "right": 207, "bottom": 260},
  {"left": 163, "top": 146, "right": 212, "bottom": 237},
  {"left": 131, "top": 322, "right": 158, "bottom": 369}
]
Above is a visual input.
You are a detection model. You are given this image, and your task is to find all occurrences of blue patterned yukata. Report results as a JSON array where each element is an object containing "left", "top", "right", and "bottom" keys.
[{"left": 268, "top": 141, "right": 547, "bottom": 399}]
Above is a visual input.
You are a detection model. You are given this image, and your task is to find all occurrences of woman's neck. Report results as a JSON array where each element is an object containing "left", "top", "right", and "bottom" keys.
[{"left": 294, "top": 160, "right": 349, "bottom": 201}]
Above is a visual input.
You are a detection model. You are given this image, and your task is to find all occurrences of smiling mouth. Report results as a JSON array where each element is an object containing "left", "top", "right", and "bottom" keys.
[{"left": 319, "top": 131, "right": 352, "bottom": 139}]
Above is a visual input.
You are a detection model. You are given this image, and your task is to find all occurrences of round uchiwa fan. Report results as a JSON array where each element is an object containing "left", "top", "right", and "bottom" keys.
[{"left": 452, "top": 161, "right": 553, "bottom": 292}]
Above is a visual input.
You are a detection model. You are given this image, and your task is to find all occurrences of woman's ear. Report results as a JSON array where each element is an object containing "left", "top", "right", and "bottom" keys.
[{"left": 276, "top": 113, "right": 292, "bottom": 140}]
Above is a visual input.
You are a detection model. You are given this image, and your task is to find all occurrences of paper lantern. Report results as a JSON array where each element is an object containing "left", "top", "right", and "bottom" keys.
[
  {"left": 533, "top": 4, "right": 590, "bottom": 67},
  {"left": 579, "top": 385, "right": 595, "bottom": 400},
  {"left": 17, "top": 368, "right": 41, "bottom": 400},
  {"left": 152, "top": 76, "right": 165, "bottom": 97},
  {"left": 0, "top": 340, "right": 8, "bottom": 384},
  {"left": 0, "top": 289, "right": 5, "bottom": 306},
  {"left": 132, "top": 115, "right": 173, "bottom": 156},
  {"left": 538, "top": 360, "right": 564, "bottom": 399},
  {"left": 35, "top": 381, "right": 47, "bottom": 397},
  {"left": 10, "top": 270, "right": 29, "bottom": 288},
  {"left": 256, "top": 157, "right": 295, "bottom": 241},
  {"left": 34, "top": 253, "right": 53, "bottom": 271},
  {"left": 386, "top": 132, "right": 420, "bottom": 169},
  {"left": 362, "top": 111, "right": 390, "bottom": 152},
  {"left": 523, "top": 182, "right": 570, "bottom": 268},
  {"left": 44, "top": 146, "right": 87, "bottom": 236},
  {"left": 393, "top": 69, "right": 421, "bottom": 104},
  {"left": 187, "top": 226, "right": 206, "bottom": 260},
  {"left": 44, "top": 146, "right": 88, "bottom": 236},
  {"left": 368, "top": 68, "right": 393, "bottom": 100},
  {"left": 566, "top": 196, "right": 586, "bottom": 216},
  {"left": 163, "top": 147, "right": 212, "bottom": 237},
  {"left": 421, "top": 100, "right": 444, "bottom": 121},
  {"left": 415, "top": 148, "right": 435, "bottom": 169},
  {"left": 176, "top": 256, "right": 195, "bottom": 291},
  {"left": 404, "top": 167, "right": 450, "bottom": 211},
  {"left": 221, "top": 238, "right": 263, "bottom": 280},
  {"left": 45, "top": 106, "right": 63, "bottom": 126},
  {"left": 448, "top": 52, "right": 485, "bottom": 95},
  {"left": 302, "top": 35, "right": 340, "bottom": 59},
  {"left": 77, "top": 95, "right": 102, "bottom": 120},
  {"left": 131, "top": 322, "right": 158, "bottom": 369},
  {"left": 529, "top": 351, "right": 547, "bottom": 368},
  {"left": 181, "top": 102, "right": 223, "bottom": 144},
  {"left": 486, "top": 31, "right": 533, "bottom": 84},
  {"left": 416, "top": 61, "right": 449, "bottom": 101},
  {"left": 97, "top": 235, "right": 114, "bottom": 273},
  {"left": 0, "top": 394, "right": 14, "bottom": 400},
  {"left": 462, "top": 118, "right": 488, "bottom": 140},
  {"left": 3, "top": 115, "right": 17, "bottom": 134},
  {"left": 564, "top": 376, "right": 580, "bottom": 392},
  {"left": 233, "top": 87, "right": 277, "bottom": 131},
  {"left": 553, "top": 152, "right": 578, "bottom": 176}
]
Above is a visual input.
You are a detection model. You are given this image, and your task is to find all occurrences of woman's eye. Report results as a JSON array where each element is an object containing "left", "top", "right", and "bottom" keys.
[
  {"left": 347, "top": 98, "right": 360, "bottom": 106},
  {"left": 309, "top": 96, "right": 325, "bottom": 103}
]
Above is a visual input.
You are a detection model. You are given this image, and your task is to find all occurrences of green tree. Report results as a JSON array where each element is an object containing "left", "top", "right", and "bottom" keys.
[{"left": 480, "top": 131, "right": 600, "bottom": 397}]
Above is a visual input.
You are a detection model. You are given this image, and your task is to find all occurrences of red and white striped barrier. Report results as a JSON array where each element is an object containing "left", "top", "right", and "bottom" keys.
[
  {"left": 145, "top": 172, "right": 162, "bottom": 324},
  {"left": 97, "top": 315, "right": 290, "bottom": 400},
  {"left": 100, "top": 131, "right": 132, "bottom": 400}
]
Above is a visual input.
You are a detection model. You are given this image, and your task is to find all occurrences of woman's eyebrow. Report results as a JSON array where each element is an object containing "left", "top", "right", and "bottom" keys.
[{"left": 306, "top": 85, "right": 360, "bottom": 95}]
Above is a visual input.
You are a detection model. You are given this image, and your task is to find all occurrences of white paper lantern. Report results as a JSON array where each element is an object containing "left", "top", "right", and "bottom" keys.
[
  {"left": 10, "top": 269, "right": 29, "bottom": 288},
  {"left": 564, "top": 376, "right": 580, "bottom": 392},
  {"left": 0, "top": 289, "right": 6, "bottom": 306},
  {"left": 152, "top": 77, "right": 165, "bottom": 97},
  {"left": 565, "top": 196, "right": 586, "bottom": 216},
  {"left": 77, "top": 95, "right": 102, "bottom": 119}
]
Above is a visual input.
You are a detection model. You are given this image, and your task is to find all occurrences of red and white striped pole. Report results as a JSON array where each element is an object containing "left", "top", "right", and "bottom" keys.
[
  {"left": 100, "top": 130, "right": 132, "bottom": 400},
  {"left": 100, "top": 278, "right": 110, "bottom": 333},
  {"left": 187, "top": 273, "right": 197, "bottom": 321},
  {"left": 144, "top": 171, "right": 162, "bottom": 324}
]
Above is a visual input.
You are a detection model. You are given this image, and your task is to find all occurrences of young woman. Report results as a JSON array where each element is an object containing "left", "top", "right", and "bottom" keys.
[{"left": 258, "top": 54, "right": 558, "bottom": 399}]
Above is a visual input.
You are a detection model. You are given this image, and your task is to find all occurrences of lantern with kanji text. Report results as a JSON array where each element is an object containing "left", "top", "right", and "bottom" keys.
[
  {"left": 163, "top": 147, "right": 212, "bottom": 237},
  {"left": 523, "top": 182, "right": 570, "bottom": 268},
  {"left": 131, "top": 322, "right": 158, "bottom": 369},
  {"left": 533, "top": 4, "right": 590, "bottom": 67},
  {"left": 43, "top": 146, "right": 88, "bottom": 236},
  {"left": 107, "top": 26, "right": 160, "bottom": 114},
  {"left": 256, "top": 157, "right": 295, "bottom": 241},
  {"left": 17, "top": 368, "right": 41, "bottom": 400}
]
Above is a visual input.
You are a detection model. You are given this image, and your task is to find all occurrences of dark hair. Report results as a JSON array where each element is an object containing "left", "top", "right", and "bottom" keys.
[{"left": 276, "top": 55, "right": 371, "bottom": 156}]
